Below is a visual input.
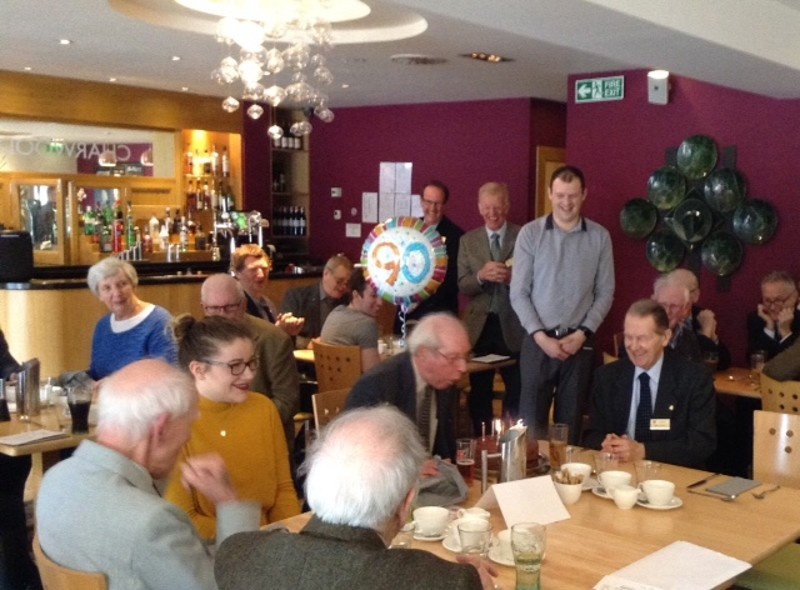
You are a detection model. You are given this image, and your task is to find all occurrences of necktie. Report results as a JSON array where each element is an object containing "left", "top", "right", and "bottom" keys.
[
  {"left": 489, "top": 233, "right": 501, "bottom": 313},
  {"left": 418, "top": 386, "right": 434, "bottom": 451},
  {"left": 635, "top": 372, "right": 653, "bottom": 442}
]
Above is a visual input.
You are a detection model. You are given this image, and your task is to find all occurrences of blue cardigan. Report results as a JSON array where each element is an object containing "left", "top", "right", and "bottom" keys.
[{"left": 89, "top": 306, "right": 177, "bottom": 380}]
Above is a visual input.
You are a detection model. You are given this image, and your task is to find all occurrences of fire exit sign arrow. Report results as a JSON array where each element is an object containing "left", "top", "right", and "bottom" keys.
[{"left": 575, "top": 76, "right": 625, "bottom": 103}]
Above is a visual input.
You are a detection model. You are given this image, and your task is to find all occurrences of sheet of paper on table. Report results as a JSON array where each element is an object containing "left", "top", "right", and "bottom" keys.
[
  {"left": 0, "top": 429, "right": 69, "bottom": 446},
  {"left": 475, "top": 475, "right": 570, "bottom": 526},
  {"left": 471, "top": 354, "right": 511, "bottom": 364},
  {"left": 594, "top": 540, "right": 750, "bottom": 590}
]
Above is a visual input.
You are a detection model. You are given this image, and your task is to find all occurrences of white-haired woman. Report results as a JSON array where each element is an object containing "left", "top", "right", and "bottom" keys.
[{"left": 86, "top": 257, "right": 177, "bottom": 380}]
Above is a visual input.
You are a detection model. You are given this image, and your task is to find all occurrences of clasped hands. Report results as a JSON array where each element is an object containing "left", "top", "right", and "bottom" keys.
[
  {"left": 478, "top": 261, "right": 511, "bottom": 285},
  {"left": 601, "top": 433, "right": 645, "bottom": 463},
  {"left": 534, "top": 330, "right": 586, "bottom": 361},
  {"left": 757, "top": 304, "right": 794, "bottom": 338}
]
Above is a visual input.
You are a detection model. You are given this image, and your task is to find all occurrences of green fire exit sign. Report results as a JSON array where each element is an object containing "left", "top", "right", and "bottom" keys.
[{"left": 575, "top": 76, "right": 625, "bottom": 103}]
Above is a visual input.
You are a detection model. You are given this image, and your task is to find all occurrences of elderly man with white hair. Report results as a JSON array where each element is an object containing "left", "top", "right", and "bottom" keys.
[
  {"left": 344, "top": 313, "right": 472, "bottom": 462},
  {"left": 36, "top": 359, "right": 259, "bottom": 590},
  {"left": 214, "top": 406, "right": 494, "bottom": 590}
]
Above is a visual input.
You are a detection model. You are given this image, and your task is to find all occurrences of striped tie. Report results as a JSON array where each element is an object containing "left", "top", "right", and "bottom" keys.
[{"left": 418, "top": 386, "right": 434, "bottom": 451}]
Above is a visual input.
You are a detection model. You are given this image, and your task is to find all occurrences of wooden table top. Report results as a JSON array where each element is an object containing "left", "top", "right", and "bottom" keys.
[
  {"left": 0, "top": 406, "right": 92, "bottom": 458},
  {"left": 275, "top": 446, "right": 800, "bottom": 589},
  {"left": 293, "top": 348, "right": 516, "bottom": 375},
  {"left": 715, "top": 366, "right": 761, "bottom": 399}
]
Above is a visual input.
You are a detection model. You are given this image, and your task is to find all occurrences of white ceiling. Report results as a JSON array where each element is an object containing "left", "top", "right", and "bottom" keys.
[{"left": 2, "top": 0, "right": 800, "bottom": 117}]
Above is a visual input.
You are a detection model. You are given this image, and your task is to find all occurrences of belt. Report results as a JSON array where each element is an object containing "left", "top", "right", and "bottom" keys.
[{"left": 544, "top": 327, "right": 577, "bottom": 338}]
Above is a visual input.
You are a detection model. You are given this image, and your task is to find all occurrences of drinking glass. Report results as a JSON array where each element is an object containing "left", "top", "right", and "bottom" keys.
[
  {"left": 456, "top": 438, "right": 476, "bottom": 484},
  {"left": 457, "top": 519, "right": 492, "bottom": 557},
  {"left": 634, "top": 460, "right": 662, "bottom": 485},
  {"left": 511, "top": 522, "right": 546, "bottom": 590},
  {"left": 548, "top": 423, "right": 569, "bottom": 470},
  {"left": 66, "top": 384, "right": 92, "bottom": 434},
  {"left": 595, "top": 451, "right": 618, "bottom": 475}
]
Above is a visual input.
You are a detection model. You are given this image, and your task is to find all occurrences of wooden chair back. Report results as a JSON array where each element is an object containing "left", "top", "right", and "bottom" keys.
[
  {"left": 612, "top": 331, "right": 625, "bottom": 357},
  {"left": 753, "top": 410, "right": 800, "bottom": 488},
  {"left": 760, "top": 372, "right": 800, "bottom": 415},
  {"left": 312, "top": 388, "right": 351, "bottom": 431},
  {"left": 33, "top": 536, "right": 108, "bottom": 590},
  {"left": 602, "top": 352, "right": 618, "bottom": 365},
  {"left": 313, "top": 342, "right": 362, "bottom": 392}
]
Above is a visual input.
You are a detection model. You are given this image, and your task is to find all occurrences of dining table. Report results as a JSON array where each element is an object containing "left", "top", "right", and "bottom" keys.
[
  {"left": 714, "top": 366, "right": 761, "bottom": 400},
  {"left": 274, "top": 444, "right": 800, "bottom": 589}
]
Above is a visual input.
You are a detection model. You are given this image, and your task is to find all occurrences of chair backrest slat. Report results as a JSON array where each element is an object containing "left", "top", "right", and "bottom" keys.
[
  {"left": 33, "top": 536, "right": 107, "bottom": 590},
  {"left": 753, "top": 410, "right": 800, "bottom": 488}
]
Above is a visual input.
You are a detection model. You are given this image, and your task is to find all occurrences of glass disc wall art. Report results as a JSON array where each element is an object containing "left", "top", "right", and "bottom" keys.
[
  {"left": 703, "top": 168, "right": 747, "bottom": 213},
  {"left": 670, "top": 198, "right": 713, "bottom": 244},
  {"left": 701, "top": 231, "right": 743, "bottom": 277},
  {"left": 620, "top": 198, "right": 658, "bottom": 239},
  {"left": 676, "top": 135, "right": 718, "bottom": 181},
  {"left": 647, "top": 166, "right": 687, "bottom": 211},
  {"left": 646, "top": 230, "right": 685, "bottom": 272},
  {"left": 732, "top": 199, "right": 778, "bottom": 245}
]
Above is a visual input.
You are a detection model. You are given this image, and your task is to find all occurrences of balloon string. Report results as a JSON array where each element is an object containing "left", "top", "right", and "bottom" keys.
[{"left": 400, "top": 308, "right": 407, "bottom": 345}]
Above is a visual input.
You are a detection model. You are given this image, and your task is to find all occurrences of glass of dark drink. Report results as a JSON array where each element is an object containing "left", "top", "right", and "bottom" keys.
[
  {"left": 66, "top": 384, "right": 92, "bottom": 434},
  {"left": 548, "top": 423, "right": 569, "bottom": 470},
  {"left": 456, "top": 438, "right": 477, "bottom": 485}
]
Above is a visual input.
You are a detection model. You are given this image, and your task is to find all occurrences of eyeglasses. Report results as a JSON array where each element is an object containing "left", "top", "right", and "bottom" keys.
[
  {"left": 202, "top": 357, "right": 259, "bottom": 376},
  {"left": 202, "top": 302, "right": 241, "bottom": 314},
  {"left": 434, "top": 349, "right": 471, "bottom": 365},
  {"left": 421, "top": 198, "right": 445, "bottom": 209},
  {"left": 763, "top": 294, "right": 795, "bottom": 308}
]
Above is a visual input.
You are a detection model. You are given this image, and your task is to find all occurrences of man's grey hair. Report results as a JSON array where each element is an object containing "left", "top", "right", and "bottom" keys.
[
  {"left": 652, "top": 273, "right": 690, "bottom": 304},
  {"left": 96, "top": 359, "right": 195, "bottom": 442},
  {"left": 87, "top": 257, "right": 138, "bottom": 296},
  {"left": 303, "top": 406, "right": 426, "bottom": 530},
  {"left": 200, "top": 273, "right": 245, "bottom": 303},
  {"left": 407, "top": 312, "right": 463, "bottom": 355}
]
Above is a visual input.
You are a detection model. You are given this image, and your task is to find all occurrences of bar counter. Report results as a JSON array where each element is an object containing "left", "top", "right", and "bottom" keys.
[{"left": 0, "top": 261, "right": 320, "bottom": 377}]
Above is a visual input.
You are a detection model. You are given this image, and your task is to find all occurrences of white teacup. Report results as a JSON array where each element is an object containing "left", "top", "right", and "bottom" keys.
[
  {"left": 495, "top": 529, "right": 513, "bottom": 561},
  {"left": 554, "top": 481, "right": 582, "bottom": 505},
  {"left": 611, "top": 484, "right": 639, "bottom": 509},
  {"left": 457, "top": 507, "right": 490, "bottom": 521},
  {"left": 599, "top": 470, "right": 632, "bottom": 493},
  {"left": 560, "top": 462, "right": 592, "bottom": 484},
  {"left": 413, "top": 506, "right": 450, "bottom": 537},
  {"left": 641, "top": 479, "right": 675, "bottom": 506}
]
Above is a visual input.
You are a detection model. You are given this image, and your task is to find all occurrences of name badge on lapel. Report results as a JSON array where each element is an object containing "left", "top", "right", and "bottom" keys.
[{"left": 650, "top": 418, "right": 670, "bottom": 431}]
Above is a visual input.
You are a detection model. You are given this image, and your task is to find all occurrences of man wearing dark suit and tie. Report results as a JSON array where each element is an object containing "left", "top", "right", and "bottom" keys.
[
  {"left": 583, "top": 299, "right": 716, "bottom": 469},
  {"left": 747, "top": 270, "right": 800, "bottom": 360},
  {"left": 346, "top": 313, "right": 472, "bottom": 463},
  {"left": 458, "top": 182, "right": 524, "bottom": 433}
]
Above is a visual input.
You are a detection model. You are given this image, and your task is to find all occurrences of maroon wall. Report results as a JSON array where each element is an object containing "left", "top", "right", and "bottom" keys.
[
  {"left": 568, "top": 69, "right": 800, "bottom": 364},
  {"left": 308, "top": 98, "right": 565, "bottom": 263}
]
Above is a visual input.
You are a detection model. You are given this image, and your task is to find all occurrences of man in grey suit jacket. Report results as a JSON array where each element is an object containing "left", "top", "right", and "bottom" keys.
[
  {"left": 215, "top": 406, "right": 493, "bottom": 590},
  {"left": 36, "top": 359, "right": 259, "bottom": 590},
  {"left": 458, "top": 182, "right": 525, "bottom": 433},
  {"left": 281, "top": 254, "right": 353, "bottom": 349},
  {"left": 583, "top": 300, "right": 716, "bottom": 469},
  {"left": 345, "top": 313, "right": 472, "bottom": 462}
]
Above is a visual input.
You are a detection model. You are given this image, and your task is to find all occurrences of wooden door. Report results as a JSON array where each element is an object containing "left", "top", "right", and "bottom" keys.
[{"left": 535, "top": 146, "right": 565, "bottom": 218}]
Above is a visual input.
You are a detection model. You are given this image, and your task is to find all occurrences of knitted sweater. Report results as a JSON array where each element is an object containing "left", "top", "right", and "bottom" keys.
[{"left": 164, "top": 393, "right": 300, "bottom": 540}]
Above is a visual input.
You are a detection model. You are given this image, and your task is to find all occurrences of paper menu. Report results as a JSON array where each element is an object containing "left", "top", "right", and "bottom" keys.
[
  {"left": 475, "top": 475, "right": 571, "bottom": 527},
  {"left": 594, "top": 541, "right": 750, "bottom": 590}
]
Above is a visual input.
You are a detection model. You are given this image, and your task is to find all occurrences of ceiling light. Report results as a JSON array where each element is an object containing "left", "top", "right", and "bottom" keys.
[
  {"left": 109, "top": 77, "right": 118, "bottom": 82},
  {"left": 391, "top": 54, "right": 447, "bottom": 66},
  {"left": 460, "top": 52, "right": 512, "bottom": 64},
  {"left": 59, "top": 39, "right": 72, "bottom": 45},
  {"left": 181, "top": 86, "right": 190, "bottom": 92},
  {"left": 176, "top": 0, "right": 371, "bottom": 135},
  {"left": 647, "top": 70, "right": 670, "bottom": 105},
  {"left": 23, "top": 66, "right": 32, "bottom": 71},
  {"left": 172, "top": 56, "right": 182, "bottom": 61}
]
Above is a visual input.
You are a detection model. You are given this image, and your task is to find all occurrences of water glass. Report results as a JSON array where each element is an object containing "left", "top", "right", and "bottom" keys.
[
  {"left": 595, "top": 451, "right": 618, "bottom": 475},
  {"left": 457, "top": 519, "right": 492, "bottom": 557},
  {"left": 511, "top": 522, "right": 546, "bottom": 590}
]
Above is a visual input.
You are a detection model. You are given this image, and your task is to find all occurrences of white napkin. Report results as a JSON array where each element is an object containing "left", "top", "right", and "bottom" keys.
[{"left": 475, "top": 475, "right": 571, "bottom": 527}]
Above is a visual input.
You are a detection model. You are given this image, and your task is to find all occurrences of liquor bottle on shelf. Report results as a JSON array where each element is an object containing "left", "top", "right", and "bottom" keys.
[
  {"left": 125, "top": 201, "right": 136, "bottom": 249},
  {"left": 113, "top": 207, "right": 125, "bottom": 253},
  {"left": 221, "top": 146, "right": 230, "bottom": 178},
  {"left": 186, "top": 179, "right": 197, "bottom": 212},
  {"left": 159, "top": 222, "right": 169, "bottom": 252},
  {"left": 184, "top": 144, "right": 193, "bottom": 175},
  {"left": 148, "top": 214, "right": 160, "bottom": 248},
  {"left": 179, "top": 219, "right": 188, "bottom": 253},
  {"left": 210, "top": 144, "right": 219, "bottom": 176},
  {"left": 163, "top": 207, "right": 172, "bottom": 238},
  {"left": 83, "top": 206, "right": 96, "bottom": 237},
  {"left": 100, "top": 224, "right": 113, "bottom": 253},
  {"left": 299, "top": 207, "right": 307, "bottom": 236},
  {"left": 195, "top": 224, "right": 207, "bottom": 251},
  {"left": 193, "top": 149, "right": 203, "bottom": 177},
  {"left": 203, "top": 149, "right": 212, "bottom": 175},
  {"left": 142, "top": 225, "right": 153, "bottom": 254}
]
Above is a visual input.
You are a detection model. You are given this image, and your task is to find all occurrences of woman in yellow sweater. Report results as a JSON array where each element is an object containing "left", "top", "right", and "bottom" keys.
[{"left": 165, "top": 314, "right": 300, "bottom": 540}]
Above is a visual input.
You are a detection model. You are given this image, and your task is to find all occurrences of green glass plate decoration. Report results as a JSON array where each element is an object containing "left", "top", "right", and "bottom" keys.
[
  {"left": 620, "top": 198, "right": 658, "bottom": 239},
  {"left": 670, "top": 198, "right": 713, "bottom": 243},
  {"left": 732, "top": 199, "right": 778, "bottom": 245},
  {"left": 647, "top": 166, "right": 687, "bottom": 211},
  {"left": 703, "top": 168, "right": 747, "bottom": 213},
  {"left": 676, "top": 135, "right": 718, "bottom": 181},
  {"left": 701, "top": 231, "right": 743, "bottom": 277},
  {"left": 646, "top": 230, "right": 685, "bottom": 272}
]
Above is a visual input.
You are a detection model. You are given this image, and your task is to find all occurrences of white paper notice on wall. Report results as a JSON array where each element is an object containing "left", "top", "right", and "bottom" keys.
[
  {"left": 378, "top": 193, "right": 395, "bottom": 222},
  {"left": 394, "top": 193, "right": 411, "bottom": 217},
  {"left": 379, "top": 162, "right": 396, "bottom": 193},
  {"left": 410, "top": 194, "right": 423, "bottom": 218},
  {"left": 395, "top": 162, "right": 413, "bottom": 194},
  {"left": 345, "top": 223, "right": 362, "bottom": 238},
  {"left": 362, "top": 192, "right": 378, "bottom": 223}
]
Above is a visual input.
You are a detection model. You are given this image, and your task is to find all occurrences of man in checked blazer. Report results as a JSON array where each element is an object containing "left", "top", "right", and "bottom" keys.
[{"left": 458, "top": 182, "right": 524, "bottom": 433}]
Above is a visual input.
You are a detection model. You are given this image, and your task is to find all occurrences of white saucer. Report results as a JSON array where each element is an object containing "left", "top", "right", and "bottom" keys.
[
  {"left": 582, "top": 476, "right": 598, "bottom": 492},
  {"left": 442, "top": 536, "right": 460, "bottom": 552},
  {"left": 414, "top": 532, "right": 447, "bottom": 542},
  {"left": 636, "top": 496, "right": 683, "bottom": 510},
  {"left": 488, "top": 546, "right": 515, "bottom": 567},
  {"left": 591, "top": 486, "right": 613, "bottom": 500}
]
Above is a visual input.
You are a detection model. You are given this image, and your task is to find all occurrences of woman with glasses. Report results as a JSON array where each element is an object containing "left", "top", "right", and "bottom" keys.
[{"left": 165, "top": 314, "right": 300, "bottom": 541}]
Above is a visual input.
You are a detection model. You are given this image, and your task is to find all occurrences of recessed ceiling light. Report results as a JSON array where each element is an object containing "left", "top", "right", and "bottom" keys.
[
  {"left": 390, "top": 54, "right": 447, "bottom": 66},
  {"left": 59, "top": 39, "right": 72, "bottom": 45},
  {"left": 460, "top": 52, "right": 512, "bottom": 64},
  {"left": 109, "top": 77, "right": 118, "bottom": 82},
  {"left": 23, "top": 66, "right": 32, "bottom": 71},
  {"left": 181, "top": 87, "right": 190, "bottom": 92},
  {"left": 172, "top": 56, "right": 181, "bottom": 62},
  {"left": 341, "top": 83, "right": 350, "bottom": 89}
]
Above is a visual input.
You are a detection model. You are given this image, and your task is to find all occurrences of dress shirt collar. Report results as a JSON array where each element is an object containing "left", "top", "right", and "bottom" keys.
[
  {"left": 485, "top": 223, "right": 508, "bottom": 242},
  {"left": 544, "top": 214, "right": 587, "bottom": 232}
]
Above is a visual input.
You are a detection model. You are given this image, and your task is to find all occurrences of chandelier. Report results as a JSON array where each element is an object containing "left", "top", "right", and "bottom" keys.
[{"left": 176, "top": 0, "right": 371, "bottom": 136}]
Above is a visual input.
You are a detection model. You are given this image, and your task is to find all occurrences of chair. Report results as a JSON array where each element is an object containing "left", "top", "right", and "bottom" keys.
[
  {"left": 734, "top": 410, "right": 800, "bottom": 590},
  {"left": 33, "top": 536, "right": 107, "bottom": 590},
  {"left": 760, "top": 373, "right": 800, "bottom": 415},
  {"left": 602, "top": 352, "right": 618, "bottom": 365},
  {"left": 313, "top": 342, "right": 362, "bottom": 392},
  {"left": 312, "top": 388, "right": 351, "bottom": 430},
  {"left": 612, "top": 331, "right": 625, "bottom": 357}
]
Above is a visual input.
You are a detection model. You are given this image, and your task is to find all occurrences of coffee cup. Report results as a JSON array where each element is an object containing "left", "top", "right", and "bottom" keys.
[
  {"left": 554, "top": 480, "right": 582, "bottom": 505},
  {"left": 457, "top": 507, "right": 490, "bottom": 521},
  {"left": 413, "top": 506, "right": 449, "bottom": 537},
  {"left": 599, "top": 470, "right": 631, "bottom": 493},
  {"left": 495, "top": 529, "right": 513, "bottom": 562},
  {"left": 560, "top": 462, "right": 592, "bottom": 484},
  {"left": 611, "top": 484, "right": 640, "bottom": 509},
  {"left": 641, "top": 479, "right": 675, "bottom": 506}
]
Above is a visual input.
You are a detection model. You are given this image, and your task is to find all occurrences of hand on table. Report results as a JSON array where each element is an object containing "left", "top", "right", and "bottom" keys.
[
  {"left": 181, "top": 453, "right": 238, "bottom": 505},
  {"left": 601, "top": 434, "right": 645, "bottom": 463},
  {"left": 456, "top": 554, "right": 498, "bottom": 590}
]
